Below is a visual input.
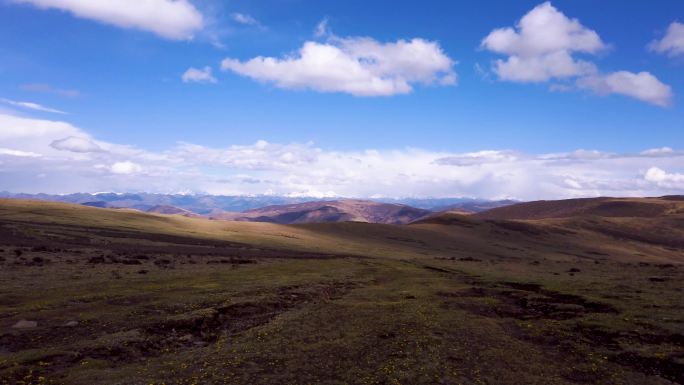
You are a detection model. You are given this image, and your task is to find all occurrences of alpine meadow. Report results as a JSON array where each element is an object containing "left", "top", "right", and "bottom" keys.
[{"left": 0, "top": 1, "right": 683, "bottom": 384}]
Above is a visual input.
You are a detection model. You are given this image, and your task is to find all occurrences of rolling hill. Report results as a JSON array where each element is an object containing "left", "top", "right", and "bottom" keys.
[
  {"left": 432, "top": 199, "right": 519, "bottom": 213},
  {"left": 0, "top": 191, "right": 516, "bottom": 214},
  {"left": 473, "top": 196, "right": 684, "bottom": 220},
  {"left": 0, "top": 198, "right": 682, "bottom": 385},
  {"left": 211, "top": 199, "right": 433, "bottom": 224},
  {"left": 146, "top": 205, "right": 201, "bottom": 217}
]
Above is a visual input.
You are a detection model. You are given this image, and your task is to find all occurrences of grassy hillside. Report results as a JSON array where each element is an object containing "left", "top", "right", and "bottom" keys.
[
  {"left": 0, "top": 199, "right": 683, "bottom": 384},
  {"left": 473, "top": 196, "right": 684, "bottom": 220},
  {"left": 211, "top": 199, "right": 432, "bottom": 225}
]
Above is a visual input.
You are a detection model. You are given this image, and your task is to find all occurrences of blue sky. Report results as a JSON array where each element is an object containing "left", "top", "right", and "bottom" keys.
[{"left": 0, "top": 0, "right": 682, "bottom": 198}]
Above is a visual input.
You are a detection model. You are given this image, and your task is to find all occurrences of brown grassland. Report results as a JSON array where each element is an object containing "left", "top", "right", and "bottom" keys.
[{"left": 0, "top": 197, "right": 683, "bottom": 384}]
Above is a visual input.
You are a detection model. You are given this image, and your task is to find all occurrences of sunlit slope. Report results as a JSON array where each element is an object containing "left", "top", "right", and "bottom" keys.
[
  {"left": 0, "top": 199, "right": 451, "bottom": 259},
  {"left": 1, "top": 198, "right": 682, "bottom": 264},
  {"left": 473, "top": 196, "right": 684, "bottom": 220}
]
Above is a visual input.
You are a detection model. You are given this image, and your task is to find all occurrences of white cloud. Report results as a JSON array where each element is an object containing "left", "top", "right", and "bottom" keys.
[
  {"left": 172, "top": 140, "right": 320, "bottom": 170},
  {"left": 181, "top": 66, "right": 217, "bottom": 84},
  {"left": 1, "top": 98, "right": 66, "bottom": 114},
  {"left": 0, "top": 113, "right": 82, "bottom": 142},
  {"left": 649, "top": 22, "right": 684, "bottom": 57},
  {"left": 0, "top": 113, "right": 149, "bottom": 161},
  {"left": 577, "top": 71, "right": 673, "bottom": 107},
  {"left": 564, "top": 178, "right": 582, "bottom": 189},
  {"left": 110, "top": 161, "right": 143, "bottom": 175},
  {"left": 641, "top": 147, "right": 674, "bottom": 156},
  {"left": 644, "top": 167, "right": 684, "bottom": 189},
  {"left": 231, "top": 13, "right": 259, "bottom": 26},
  {"left": 50, "top": 136, "right": 104, "bottom": 153},
  {"left": 434, "top": 150, "right": 519, "bottom": 166},
  {"left": 13, "top": 0, "right": 204, "bottom": 40},
  {"left": 221, "top": 35, "right": 456, "bottom": 96},
  {"left": 481, "top": 1, "right": 603, "bottom": 82},
  {"left": 481, "top": 2, "right": 673, "bottom": 107},
  {"left": 1, "top": 112, "right": 683, "bottom": 199},
  {"left": 538, "top": 149, "right": 612, "bottom": 161},
  {"left": 0, "top": 148, "right": 41, "bottom": 157},
  {"left": 491, "top": 51, "right": 597, "bottom": 83}
]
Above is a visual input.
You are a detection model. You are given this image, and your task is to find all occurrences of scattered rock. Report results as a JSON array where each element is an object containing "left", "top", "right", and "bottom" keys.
[{"left": 12, "top": 320, "right": 37, "bottom": 329}]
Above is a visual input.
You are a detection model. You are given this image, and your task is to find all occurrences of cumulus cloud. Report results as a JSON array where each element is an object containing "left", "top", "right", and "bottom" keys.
[
  {"left": 181, "top": 66, "right": 217, "bottom": 84},
  {"left": 13, "top": 0, "right": 204, "bottom": 40},
  {"left": 481, "top": 1, "right": 603, "bottom": 82},
  {"left": 1, "top": 112, "right": 682, "bottom": 199},
  {"left": 221, "top": 34, "right": 457, "bottom": 96},
  {"left": 577, "top": 71, "right": 673, "bottom": 107},
  {"left": 481, "top": 2, "right": 673, "bottom": 107},
  {"left": 649, "top": 22, "right": 684, "bottom": 57},
  {"left": 644, "top": 167, "right": 684, "bottom": 189},
  {"left": 231, "top": 13, "right": 259, "bottom": 26},
  {"left": 110, "top": 161, "right": 143, "bottom": 175},
  {"left": 50, "top": 136, "right": 104, "bottom": 153},
  {"left": 1, "top": 98, "right": 66, "bottom": 114}
]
